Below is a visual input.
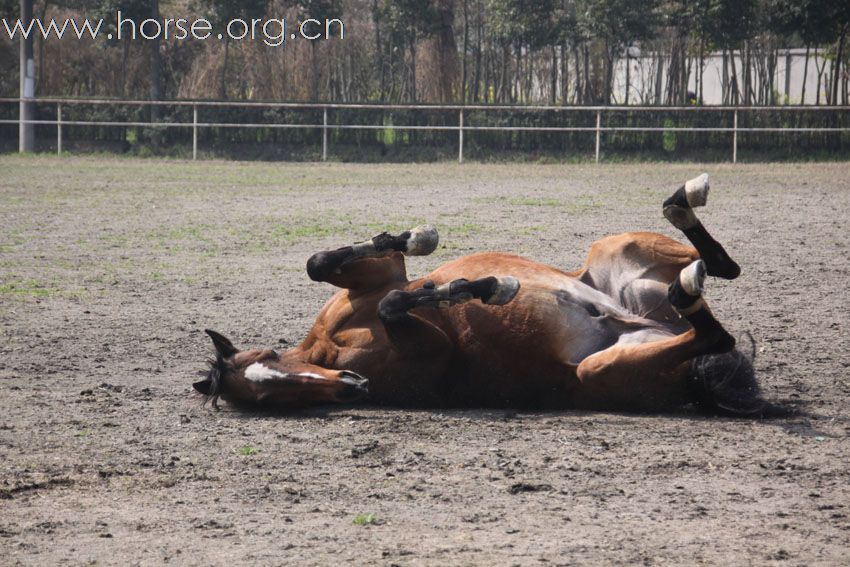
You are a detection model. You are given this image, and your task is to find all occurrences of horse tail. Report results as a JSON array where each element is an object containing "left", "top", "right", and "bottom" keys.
[{"left": 688, "top": 332, "right": 795, "bottom": 418}]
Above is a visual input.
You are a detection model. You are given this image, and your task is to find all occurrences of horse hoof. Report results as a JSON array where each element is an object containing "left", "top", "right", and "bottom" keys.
[
  {"left": 680, "top": 260, "right": 706, "bottom": 296},
  {"left": 404, "top": 225, "right": 439, "bottom": 256},
  {"left": 483, "top": 276, "right": 521, "bottom": 305},
  {"left": 684, "top": 173, "right": 710, "bottom": 208}
]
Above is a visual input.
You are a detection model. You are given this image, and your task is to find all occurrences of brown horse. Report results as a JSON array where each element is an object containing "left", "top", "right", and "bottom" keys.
[{"left": 196, "top": 174, "right": 782, "bottom": 416}]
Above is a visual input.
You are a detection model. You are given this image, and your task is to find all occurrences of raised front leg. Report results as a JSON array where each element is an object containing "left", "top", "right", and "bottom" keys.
[
  {"left": 377, "top": 276, "right": 520, "bottom": 355},
  {"left": 305, "top": 225, "right": 439, "bottom": 291},
  {"left": 663, "top": 173, "right": 741, "bottom": 279}
]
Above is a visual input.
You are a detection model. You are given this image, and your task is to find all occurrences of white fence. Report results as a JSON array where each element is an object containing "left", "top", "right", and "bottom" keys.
[{"left": 2, "top": 97, "right": 849, "bottom": 163}]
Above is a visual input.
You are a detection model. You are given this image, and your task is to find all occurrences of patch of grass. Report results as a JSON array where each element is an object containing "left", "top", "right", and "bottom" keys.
[
  {"left": 239, "top": 445, "right": 259, "bottom": 456},
  {"left": 74, "top": 429, "right": 91, "bottom": 437},
  {"left": 446, "top": 222, "right": 484, "bottom": 237},
  {"left": 562, "top": 196, "right": 604, "bottom": 215},
  {"left": 0, "top": 280, "right": 54, "bottom": 297},
  {"left": 508, "top": 197, "right": 563, "bottom": 207},
  {"left": 352, "top": 513, "right": 379, "bottom": 526},
  {"left": 362, "top": 220, "right": 428, "bottom": 235},
  {"left": 516, "top": 225, "right": 544, "bottom": 235}
]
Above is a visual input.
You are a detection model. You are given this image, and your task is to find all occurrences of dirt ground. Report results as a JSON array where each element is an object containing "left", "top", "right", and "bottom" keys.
[{"left": 1, "top": 156, "right": 849, "bottom": 566}]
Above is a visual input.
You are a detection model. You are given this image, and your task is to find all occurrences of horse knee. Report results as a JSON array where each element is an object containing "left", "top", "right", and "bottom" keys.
[
  {"left": 576, "top": 354, "right": 613, "bottom": 384},
  {"left": 378, "top": 289, "right": 413, "bottom": 322}
]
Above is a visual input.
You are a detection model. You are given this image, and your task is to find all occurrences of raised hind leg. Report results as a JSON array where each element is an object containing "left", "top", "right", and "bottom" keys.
[
  {"left": 306, "top": 225, "right": 438, "bottom": 290},
  {"left": 663, "top": 173, "right": 741, "bottom": 279},
  {"left": 574, "top": 260, "right": 734, "bottom": 412}
]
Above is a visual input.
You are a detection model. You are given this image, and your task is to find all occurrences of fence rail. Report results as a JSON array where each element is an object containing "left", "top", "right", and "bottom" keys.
[{"left": 2, "top": 97, "right": 849, "bottom": 163}]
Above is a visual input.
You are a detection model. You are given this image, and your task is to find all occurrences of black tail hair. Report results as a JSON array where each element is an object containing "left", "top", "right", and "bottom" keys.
[{"left": 688, "top": 332, "right": 794, "bottom": 418}]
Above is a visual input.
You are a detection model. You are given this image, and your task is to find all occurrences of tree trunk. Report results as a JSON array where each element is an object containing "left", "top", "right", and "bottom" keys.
[
  {"left": 461, "top": 0, "right": 469, "bottom": 103},
  {"left": 150, "top": 0, "right": 162, "bottom": 113},
  {"left": 549, "top": 45, "right": 557, "bottom": 104},
  {"left": 800, "top": 45, "right": 810, "bottom": 105},
  {"left": 743, "top": 41, "right": 750, "bottom": 105},
  {"left": 729, "top": 48, "right": 740, "bottom": 105},
  {"left": 814, "top": 47, "right": 824, "bottom": 105},
  {"left": 370, "top": 0, "right": 385, "bottom": 102},
  {"left": 473, "top": 0, "right": 483, "bottom": 102},
  {"left": 583, "top": 43, "right": 591, "bottom": 103},
  {"left": 655, "top": 52, "right": 663, "bottom": 105},
  {"left": 832, "top": 28, "right": 846, "bottom": 106},
  {"left": 784, "top": 49, "right": 791, "bottom": 104},
  {"left": 221, "top": 40, "right": 229, "bottom": 99},
  {"left": 560, "top": 43, "right": 568, "bottom": 105},
  {"left": 410, "top": 39, "right": 417, "bottom": 103},
  {"left": 573, "top": 44, "right": 582, "bottom": 104},
  {"left": 698, "top": 40, "right": 705, "bottom": 104},
  {"left": 603, "top": 43, "right": 613, "bottom": 104}
]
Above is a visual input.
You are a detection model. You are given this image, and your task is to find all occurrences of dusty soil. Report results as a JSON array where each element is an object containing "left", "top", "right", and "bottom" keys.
[{"left": 1, "top": 156, "right": 849, "bottom": 566}]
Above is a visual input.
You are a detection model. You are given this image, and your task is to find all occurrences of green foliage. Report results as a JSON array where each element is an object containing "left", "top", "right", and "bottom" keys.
[
  {"left": 662, "top": 118, "right": 677, "bottom": 153},
  {"left": 352, "top": 513, "right": 378, "bottom": 525},
  {"left": 238, "top": 445, "right": 259, "bottom": 456},
  {"left": 379, "top": 0, "right": 440, "bottom": 43},
  {"left": 197, "top": 0, "right": 268, "bottom": 28},
  {"left": 487, "top": 0, "right": 557, "bottom": 48},
  {"left": 581, "top": 0, "right": 660, "bottom": 51},
  {"left": 702, "top": 0, "right": 758, "bottom": 49}
]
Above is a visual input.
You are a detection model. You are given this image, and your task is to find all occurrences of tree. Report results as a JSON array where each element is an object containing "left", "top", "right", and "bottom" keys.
[
  {"left": 379, "top": 0, "right": 439, "bottom": 102},
  {"left": 702, "top": 0, "right": 758, "bottom": 104},
  {"left": 199, "top": 0, "right": 268, "bottom": 99},
  {"left": 583, "top": 0, "right": 660, "bottom": 104}
]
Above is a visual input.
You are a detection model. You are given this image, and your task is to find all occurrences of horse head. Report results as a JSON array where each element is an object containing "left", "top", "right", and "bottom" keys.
[{"left": 195, "top": 329, "right": 368, "bottom": 408}]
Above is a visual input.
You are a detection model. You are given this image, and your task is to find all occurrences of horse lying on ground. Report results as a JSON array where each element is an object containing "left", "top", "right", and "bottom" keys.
[{"left": 196, "top": 174, "right": 785, "bottom": 416}]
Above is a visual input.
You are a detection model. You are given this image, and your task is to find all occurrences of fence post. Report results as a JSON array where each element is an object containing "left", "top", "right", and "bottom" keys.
[
  {"left": 57, "top": 103, "right": 62, "bottom": 156},
  {"left": 732, "top": 109, "right": 738, "bottom": 164},
  {"left": 595, "top": 110, "right": 601, "bottom": 164},
  {"left": 458, "top": 109, "right": 464, "bottom": 164},
  {"left": 322, "top": 107, "right": 328, "bottom": 162},
  {"left": 192, "top": 104, "right": 198, "bottom": 160}
]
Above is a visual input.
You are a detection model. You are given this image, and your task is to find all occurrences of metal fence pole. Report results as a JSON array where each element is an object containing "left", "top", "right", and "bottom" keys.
[
  {"left": 733, "top": 109, "right": 738, "bottom": 163},
  {"left": 192, "top": 104, "right": 198, "bottom": 160},
  {"left": 458, "top": 109, "right": 464, "bottom": 164},
  {"left": 322, "top": 107, "right": 328, "bottom": 161},
  {"left": 57, "top": 103, "right": 62, "bottom": 156},
  {"left": 595, "top": 111, "right": 601, "bottom": 163}
]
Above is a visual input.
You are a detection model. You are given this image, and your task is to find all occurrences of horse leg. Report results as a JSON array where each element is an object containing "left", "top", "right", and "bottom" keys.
[
  {"left": 306, "top": 225, "right": 438, "bottom": 290},
  {"left": 663, "top": 173, "right": 741, "bottom": 279},
  {"left": 377, "top": 276, "right": 520, "bottom": 354},
  {"left": 581, "top": 232, "right": 699, "bottom": 327},
  {"left": 575, "top": 260, "right": 734, "bottom": 411}
]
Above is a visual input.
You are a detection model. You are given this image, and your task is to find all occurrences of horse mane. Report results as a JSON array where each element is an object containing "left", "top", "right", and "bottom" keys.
[
  {"left": 202, "top": 356, "right": 225, "bottom": 409},
  {"left": 690, "top": 332, "right": 795, "bottom": 418}
]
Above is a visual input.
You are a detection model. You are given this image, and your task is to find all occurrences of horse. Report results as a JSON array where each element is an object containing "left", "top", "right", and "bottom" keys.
[{"left": 195, "top": 174, "right": 783, "bottom": 416}]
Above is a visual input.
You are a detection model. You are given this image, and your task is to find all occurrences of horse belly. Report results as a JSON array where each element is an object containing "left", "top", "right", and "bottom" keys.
[{"left": 444, "top": 283, "right": 620, "bottom": 407}]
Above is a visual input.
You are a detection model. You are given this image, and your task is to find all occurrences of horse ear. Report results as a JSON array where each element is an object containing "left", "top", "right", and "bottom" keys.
[
  {"left": 193, "top": 379, "right": 213, "bottom": 395},
  {"left": 205, "top": 329, "right": 238, "bottom": 358}
]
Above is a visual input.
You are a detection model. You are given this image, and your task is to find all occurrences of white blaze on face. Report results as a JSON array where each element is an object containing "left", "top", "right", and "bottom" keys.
[
  {"left": 244, "top": 363, "right": 330, "bottom": 383},
  {"left": 245, "top": 362, "right": 287, "bottom": 383}
]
